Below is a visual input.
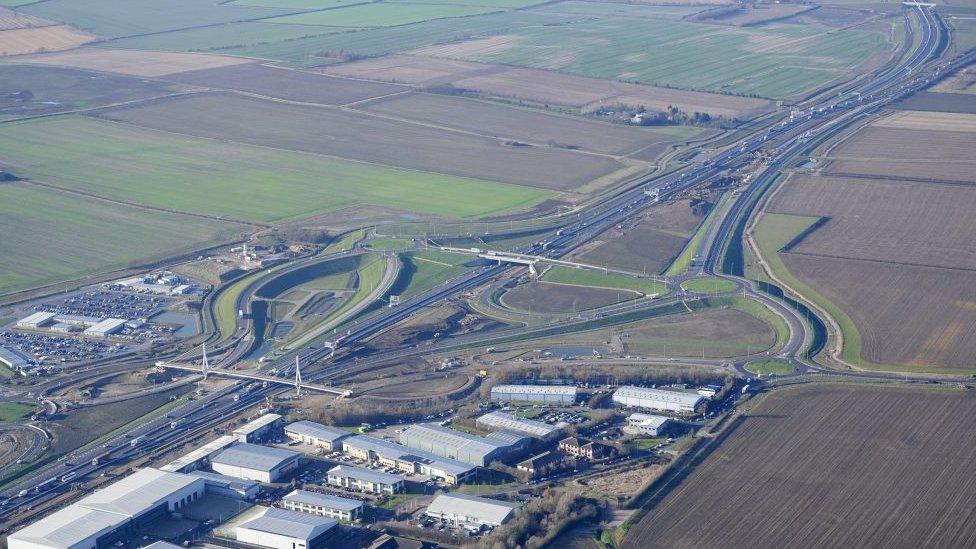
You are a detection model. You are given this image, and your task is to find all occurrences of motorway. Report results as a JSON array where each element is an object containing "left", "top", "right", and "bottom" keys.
[{"left": 0, "top": 3, "right": 962, "bottom": 528}]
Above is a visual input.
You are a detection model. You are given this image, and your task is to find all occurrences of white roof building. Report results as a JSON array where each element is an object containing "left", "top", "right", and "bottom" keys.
[
  {"left": 326, "top": 464, "right": 404, "bottom": 495},
  {"left": 490, "top": 384, "right": 577, "bottom": 404},
  {"left": 476, "top": 411, "right": 566, "bottom": 440},
  {"left": 399, "top": 423, "right": 529, "bottom": 466},
  {"left": 342, "top": 435, "right": 476, "bottom": 485},
  {"left": 285, "top": 420, "right": 351, "bottom": 450},
  {"left": 160, "top": 434, "right": 239, "bottom": 473},
  {"left": 83, "top": 318, "right": 127, "bottom": 338},
  {"left": 211, "top": 443, "right": 300, "bottom": 483},
  {"left": 623, "top": 413, "right": 672, "bottom": 436},
  {"left": 425, "top": 493, "right": 519, "bottom": 528},
  {"left": 236, "top": 507, "right": 337, "bottom": 549},
  {"left": 15, "top": 311, "right": 57, "bottom": 329},
  {"left": 282, "top": 489, "right": 364, "bottom": 521},
  {"left": 232, "top": 413, "right": 283, "bottom": 443},
  {"left": 7, "top": 469, "right": 205, "bottom": 549},
  {"left": 612, "top": 386, "right": 705, "bottom": 413},
  {"left": 0, "top": 344, "right": 31, "bottom": 374}
]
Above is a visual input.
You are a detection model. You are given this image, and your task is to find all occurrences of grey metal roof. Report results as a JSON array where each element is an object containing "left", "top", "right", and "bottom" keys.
[
  {"left": 613, "top": 386, "right": 705, "bottom": 407},
  {"left": 327, "top": 464, "right": 404, "bottom": 486},
  {"left": 233, "top": 414, "right": 282, "bottom": 435},
  {"left": 212, "top": 443, "right": 299, "bottom": 472},
  {"left": 76, "top": 468, "right": 203, "bottom": 518},
  {"left": 342, "top": 435, "right": 474, "bottom": 476},
  {"left": 491, "top": 384, "right": 577, "bottom": 395},
  {"left": 476, "top": 411, "right": 563, "bottom": 438},
  {"left": 7, "top": 504, "right": 127, "bottom": 549},
  {"left": 142, "top": 542, "right": 183, "bottom": 549},
  {"left": 161, "top": 434, "right": 239, "bottom": 472},
  {"left": 627, "top": 413, "right": 670, "bottom": 428},
  {"left": 400, "top": 423, "right": 526, "bottom": 460},
  {"left": 426, "top": 493, "right": 518, "bottom": 525},
  {"left": 283, "top": 489, "right": 363, "bottom": 511},
  {"left": 238, "top": 507, "right": 336, "bottom": 540},
  {"left": 188, "top": 470, "right": 260, "bottom": 491},
  {"left": 0, "top": 344, "right": 30, "bottom": 369},
  {"left": 285, "top": 420, "right": 351, "bottom": 443}
]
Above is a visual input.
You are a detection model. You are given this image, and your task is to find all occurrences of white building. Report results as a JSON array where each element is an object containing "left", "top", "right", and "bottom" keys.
[
  {"left": 425, "top": 493, "right": 519, "bottom": 529},
  {"left": 490, "top": 384, "right": 577, "bottom": 405},
  {"left": 476, "top": 411, "right": 566, "bottom": 440},
  {"left": 236, "top": 507, "right": 337, "bottom": 549},
  {"left": 342, "top": 435, "right": 476, "bottom": 485},
  {"left": 83, "top": 318, "right": 127, "bottom": 338},
  {"left": 623, "top": 413, "right": 672, "bottom": 436},
  {"left": 15, "top": 311, "right": 56, "bottom": 329},
  {"left": 189, "top": 470, "right": 260, "bottom": 500},
  {"left": 612, "top": 386, "right": 705, "bottom": 413},
  {"left": 8, "top": 468, "right": 204, "bottom": 549},
  {"left": 285, "top": 420, "right": 352, "bottom": 451},
  {"left": 211, "top": 443, "right": 300, "bottom": 483},
  {"left": 160, "top": 434, "right": 239, "bottom": 473},
  {"left": 326, "top": 464, "right": 404, "bottom": 495},
  {"left": 0, "top": 344, "right": 32, "bottom": 376},
  {"left": 282, "top": 489, "right": 364, "bottom": 522},
  {"left": 233, "top": 414, "right": 283, "bottom": 443}
]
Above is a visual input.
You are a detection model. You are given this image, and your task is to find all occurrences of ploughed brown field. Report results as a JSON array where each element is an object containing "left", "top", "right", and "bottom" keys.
[
  {"left": 18, "top": 47, "right": 251, "bottom": 77},
  {"left": 500, "top": 281, "right": 638, "bottom": 313},
  {"left": 0, "top": 24, "right": 93, "bottom": 56},
  {"left": 97, "top": 92, "right": 626, "bottom": 190},
  {"left": 770, "top": 175, "right": 976, "bottom": 270},
  {"left": 165, "top": 62, "right": 409, "bottom": 106},
  {"left": 357, "top": 91, "right": 684, "bottom": 157},
  {"left": 574, "top": 199, "right": 704, "bottom": 273},
  {"left": 320, "top": 54, "right": 773, "bottom": 118},
  {"left": 783, "top": 254, "right": 976, "bottom": 368},
  {"left": 825, "top": 117, "right": 976, "bottom": 184},
  {"left": 623, "top": 384, "right": 976, "bottom": 549}
]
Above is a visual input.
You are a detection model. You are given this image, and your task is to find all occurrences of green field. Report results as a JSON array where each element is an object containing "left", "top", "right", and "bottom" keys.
[
  {"left": 665, "top": 192, "right": 728, "bottom": 276},
  {"left": 431, "top": 17, "right": 890, "bottom": 98},
  {"left": 19, "top": 0, "right": 299, "bottom": 38},
  {"left": 365, "top": 238, "right": 414, "bottom": 252},
  {"left": 234, "top": 0, "right": 370, "bottom": 8},
  {"left": 527, "top": 1, "right": 705, "bottom": 19},
  {"left": 324, "top": 229, "right": 366, "bottom": 254},
  {"left": 223, "top": 11, "right": 570, "bottom": 65},
  {"left": 541, "top": 266, "right": 668, "bottom": 296},
  {"left": 266, "top": 2, "right": 500, "bottom": 27},
  {"left": 391, "top": 250, "right": 471, "bottom": 300},
  {"left": 107, "top": 21, "right": 344, "bottom": 52},
  {"left": 680, "top": 277, "right": 738, "bottom": 294},
  {"left": 0, "top": 117, "right": 551, "bottom": 223},
  {"left": 0, "top": 184, "right": 243, "bottom": 296},
  {"left": 753, "top": 212, "right": 865, "bottom": 366},
  {"left": 0, "top": 402, "right": 35, "bottom": 421},
  {"left": 744, "top": 359, "right": 795, "bottom": 376}
]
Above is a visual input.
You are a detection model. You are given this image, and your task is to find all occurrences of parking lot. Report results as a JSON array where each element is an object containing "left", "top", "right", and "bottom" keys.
[
  {"left": 33, "top": 290, "right": 171, "bottom": 320},
  {"left": 0, "top": 330, "right": 125, "bottom": 366}
]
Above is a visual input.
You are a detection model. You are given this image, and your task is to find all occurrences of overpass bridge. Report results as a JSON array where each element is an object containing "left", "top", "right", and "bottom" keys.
[
  {"left": 439, "top": 246, "right": 668, "bottom": 281},
  {"left": 155, "top": 360, "right": 353, "bottom": 397}
]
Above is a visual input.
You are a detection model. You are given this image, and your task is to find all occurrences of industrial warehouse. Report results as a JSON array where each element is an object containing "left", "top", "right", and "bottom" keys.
[
  {"left": 281, "top": 489, "right": 364, "bottom": 522},
  {"left": 285, "top": 420, "right": 352, "bottom": 451},
  {"left": 424, "top": 493, "right": 519, "bottom": 530},
  {"left": 476, "top": 410, "right": 567, "bottom": 440},
  {"left": 342, "top": 435, "right": 477, "bottom": 485},
  {"left": 399, "top": 423, "right": 530, "bottom": 466},
  {"left": 612, "top": 386, "right": 706, "bottom": 413},
  {"left": 211, "top": 443, "right": 301, "bottom": 483},
  {"left": 7, "top": 468, "right": 205, "bottom": 549},
  {"left": 326, "top": 465, "right": 405, "bottom": 495},
  {"left": 235, "top": 507, "right": 337, "bottom": 549},
  {"left": 490, "top": 384, "right": 578, "bottom": 405}
]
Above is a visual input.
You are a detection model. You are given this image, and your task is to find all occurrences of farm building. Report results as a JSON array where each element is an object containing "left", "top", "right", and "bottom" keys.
[
  {"left": 8, "top": 468, "right": 204, "bottom": 549},
  {"left": 476, "top": 410, "right": 566, "bottom": 440},
  {"left": 425, "top": 493, "right": 519, "bottom": 529},
  {"left": 612, "top": 386, "right": 705, "bottom": 413},
  {"left": 211, "top": 443, "right": 300, "bottom": 483},
  {"left": 15, "top": 311, "right": 56, "bottom": 329},
  {"left": 236, "top": 507, "right": 337, "bottom": 549},
  {"left": 82, "top": 318, "right": 126, "bottom": 338},
  {"left": 188, "top": 470, "right": 260, "bottom": 500},
  {"left": 233, "top": 413, "right": 283, "bottom": 443},
  {"left": 490, "top": 384, "right": 577, "bottom": 404},
  {"left": 282, "top": 489, "right": 364, "bottom": 522},
  {"left": 326, "top": 464, "right": 404, "bottom": 495},
  {"left": 342, "top": 435, "right": 476, "bottom": 485},
  {"left": 285, "top": 420, "right": 352, "bottom": 451},
  {"left": 623, "top": 413, "right": 672, "bottom": 436},
  {"left": 161, "top": 434, "right": 239, "bottom": 473},
  {"left": 399, "top": 423, "right": 530, "bottom": 466}
]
